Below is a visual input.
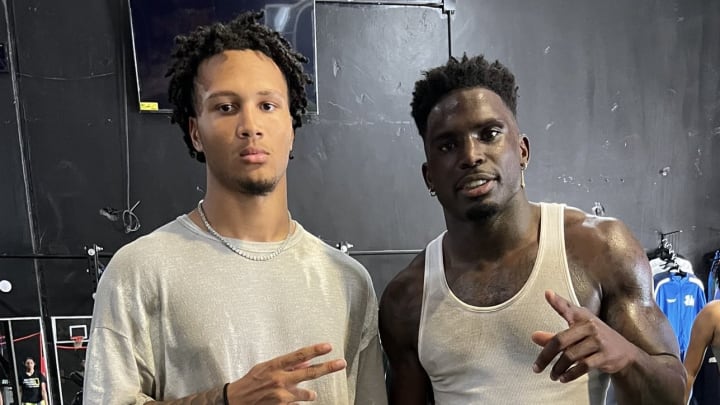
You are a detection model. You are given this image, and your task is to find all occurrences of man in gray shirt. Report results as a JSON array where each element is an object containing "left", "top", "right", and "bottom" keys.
[{"left": 84, "top": 11, "right": 387, "bottom": 405}]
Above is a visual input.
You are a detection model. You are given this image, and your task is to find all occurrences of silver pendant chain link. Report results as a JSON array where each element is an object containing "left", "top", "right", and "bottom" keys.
[{"left": 197, "top": 199, "right": 293, "bottom": 261}]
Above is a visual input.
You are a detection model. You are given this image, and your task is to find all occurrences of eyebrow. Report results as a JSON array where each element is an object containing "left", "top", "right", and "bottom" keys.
[
  {"left": 429, "top": 118, "right": 506, "bottom": 141},
  {"left": 205, "top": 89, "right": 285, "bottom": 101}
]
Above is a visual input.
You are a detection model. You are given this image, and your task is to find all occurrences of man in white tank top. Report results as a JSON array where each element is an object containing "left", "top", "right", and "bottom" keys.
[
  {"left": 379, "top": 54, "right": 685, "bottom": 405},
  {"left": 683, "top": 300, "right": 720, "bottom": 403}
]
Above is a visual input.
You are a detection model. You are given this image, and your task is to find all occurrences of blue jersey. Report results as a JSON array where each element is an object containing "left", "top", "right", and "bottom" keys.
[{"left": 654, "top": 273, "right": 706, "bottom": 360}]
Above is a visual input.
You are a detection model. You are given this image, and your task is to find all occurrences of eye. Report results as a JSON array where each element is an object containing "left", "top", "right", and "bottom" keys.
[
  {"left": 439, "top": 140, "right": 456, "bottom": 152},
  {"left": 216, "top": 103, "right": 237, "bottom": 114},
  {"left": 260, "top": 102, "right": 276, "bottom": 112},
  {"left": 480, "top": 127, "right": 502, "bottom": 141}
]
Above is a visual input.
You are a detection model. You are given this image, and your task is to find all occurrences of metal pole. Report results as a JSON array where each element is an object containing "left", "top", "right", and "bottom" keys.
[
  {"left": 348, "top": 249, "right": 422, "bottom": 256},
  {"left": 8, "top": 322, "right": 20, "bottom": 405}
]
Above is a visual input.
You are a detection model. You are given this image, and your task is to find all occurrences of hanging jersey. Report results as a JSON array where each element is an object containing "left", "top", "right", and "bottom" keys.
[
  {"left": 654, "top": 271, "right": 704, "bottom": 294},
  {"left": 708, "top": 251, "right": 720, "bottom": 301},
  {"left": 654, "top": 274, "right": 706, "bottom": 359},
  {"left": 708, "top": 272, "right": 717, "bottom": 302},
  {"left": 417, "top": 203, "right": 609, "bottom": 405}
]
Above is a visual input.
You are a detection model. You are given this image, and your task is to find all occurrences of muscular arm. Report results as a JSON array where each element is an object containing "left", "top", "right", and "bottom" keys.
[
  {"left": 572, "top": 216, "right": 685, "bottom": 405},
  {"left": 682, "top": 301, "right": 720, "bottom": 403},
  {"left": 379, "top": 256, "right": 433, "bottom": 405}
]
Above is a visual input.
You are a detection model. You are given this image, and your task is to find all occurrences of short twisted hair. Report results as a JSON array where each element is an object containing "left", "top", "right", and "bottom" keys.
[
  {"left": 166, "top": 11, "right": 311, "bottom": 162},
  {"left": 411, "top": 54, "right": 518, "bottom": 138}
]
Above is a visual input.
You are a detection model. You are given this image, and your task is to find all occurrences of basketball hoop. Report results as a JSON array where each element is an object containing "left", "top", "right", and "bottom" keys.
[{"left": 71, "top": 336, "right": 84, "bottom": 350}]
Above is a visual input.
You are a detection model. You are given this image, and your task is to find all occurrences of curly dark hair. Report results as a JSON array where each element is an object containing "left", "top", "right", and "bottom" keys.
[
  {"left": 166, "top": 10, "right": 311, "bottom": 162},
  {"left": 411, "top": 54, "right": 518, "bottom": 138}
]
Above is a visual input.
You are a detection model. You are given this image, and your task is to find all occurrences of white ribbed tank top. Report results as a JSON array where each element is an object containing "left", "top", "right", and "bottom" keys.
[{"left": 418, "top": 203, "right": 609, "bottom": 404}]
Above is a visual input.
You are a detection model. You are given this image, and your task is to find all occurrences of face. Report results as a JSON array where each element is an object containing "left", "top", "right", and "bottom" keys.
[
  {"left": 25, "top": 359, "right": 34, "bottom": 369},
  {"left": 422, "top": 87, "right": 529, "bottom": 222},
  {"left": 189, "top": 50, "right": 294, "bottom": 196}
]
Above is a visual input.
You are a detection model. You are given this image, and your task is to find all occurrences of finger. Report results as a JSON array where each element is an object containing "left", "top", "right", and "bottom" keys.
[
  {"left": 549, "top": 338, "right": 599, "bottom": 380},
  {"left": 275, "top": 343, "right": 333, "bottom": 370},
  {"left": 287, "top": 360, "right": 312, "bottom": 371},
  {"left": 288, "top": 386, "right": 317, "bottom": 402},
  {"left": 287, "top": 358, "right": 347, "bottom": 383},
  {"left": 545, "top": 290, "right": 576, "bottom": 324},
  {"left": 531, "top": 331, "right": 554, "bottom": 347},
  {"left": 546, "top": 290, "right": 597, "bottom": 327},
  {"left": 533, "top": 326, "right": 591, "bottom": 373},
  {"left": 558, "top": 361, "right": 590, "bottom": 383}
]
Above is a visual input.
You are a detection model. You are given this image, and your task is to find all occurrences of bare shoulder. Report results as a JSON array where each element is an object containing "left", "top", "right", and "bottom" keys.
[
  {"left": 563, "top": 206, "right": 680, "bottom": 359},
  {"left": 379, "top": 252, "right": 426, "bottom": 345},
  {"left": 562, "top": 205, "right": 653, "bottom": 306},
  {"left": 563, "top": 205, "right": 639, "bottom": 249},
  {"left": 380, "top": 253, "right": 426, "bottom": 320},
  {"left": 700, "top": 300, "right": 720, "bottom": 320}
]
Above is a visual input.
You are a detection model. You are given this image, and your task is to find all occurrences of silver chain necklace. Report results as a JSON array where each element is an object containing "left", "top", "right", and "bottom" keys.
[{"left": 197, "top": 199, "right": 294, "bottom": 261}]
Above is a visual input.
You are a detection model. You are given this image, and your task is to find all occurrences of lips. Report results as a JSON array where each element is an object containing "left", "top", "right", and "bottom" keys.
[
  {"left": 456, "top": 173, "right": 496, "bottom": 190},
  {"left": 240, "top": 147, "right": 268, "bottom": 156},
  {"left": 456, "top": 173, "right": 497, "bottom": 198},
  {"left": 462, "top": 179, "right": 489, "bottom": 190},
  {"left": 239, "top": 147, "right": 269, "bottom": 164}
]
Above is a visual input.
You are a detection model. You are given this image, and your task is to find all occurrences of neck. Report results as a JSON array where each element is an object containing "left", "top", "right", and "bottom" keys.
[
  {"left": 193, "top": 176, "right": 291, "bottom": 242},
  {"left": 444, "top": 192, "right": 538, "bottom": 264},
  {"left": 26, "top": 368, "right": 34, "bottom": 373}
]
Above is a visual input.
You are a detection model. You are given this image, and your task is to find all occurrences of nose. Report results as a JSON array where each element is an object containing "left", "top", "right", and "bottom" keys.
[
  {"left": 237, "top": 106, "right": 263, "bottom": 138},
  {"left": 458, "top": 134, "right": 485, "bottom": 170}
]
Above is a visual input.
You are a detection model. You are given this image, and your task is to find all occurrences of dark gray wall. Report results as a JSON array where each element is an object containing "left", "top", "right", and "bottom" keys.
[
  {"left": 1, "top": 0, "right": 719, "bottom": 401},
  {"left": 0, "top": 1, "right": 40, "bottom": 317}
]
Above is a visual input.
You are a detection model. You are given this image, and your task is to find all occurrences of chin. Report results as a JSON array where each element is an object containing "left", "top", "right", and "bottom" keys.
[
  {"left": 234, "top": 177, "right": 279, "bottom": 196},
  {"left": 465, "top": 202, "right": 501, "bottom": 222}
]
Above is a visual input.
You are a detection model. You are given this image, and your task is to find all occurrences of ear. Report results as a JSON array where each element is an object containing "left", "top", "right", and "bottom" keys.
[
  {"left": 188, "top": 117, "right": 203, "bottom": 153},
  {"left": 520, "top": 133, "right": 530, "bottom": 167},
  {"left": 422, "top": 162, "right": 433, "bottom": 190}
]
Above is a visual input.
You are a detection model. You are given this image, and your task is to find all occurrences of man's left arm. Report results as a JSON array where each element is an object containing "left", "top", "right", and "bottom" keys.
[
  {"left": 601, "top": 285, "right": 686, "bottom": 405},
  {"left": 533, "top": 219, "right": 685, "bottom": 405},
  {"left": 355, "top": 334, "right": 388, "bottom": 405},
  {"left": 354, "top": 275, "right": 388, "bottom": 405}
]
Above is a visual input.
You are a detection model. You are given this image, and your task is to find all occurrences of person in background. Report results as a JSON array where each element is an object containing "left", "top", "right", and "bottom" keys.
[
  {"left": 683, "top": 300, "right": 720, "bottom": 404},
  {"left": 20, "top": 357, "right": 47, "bottom": 405}
]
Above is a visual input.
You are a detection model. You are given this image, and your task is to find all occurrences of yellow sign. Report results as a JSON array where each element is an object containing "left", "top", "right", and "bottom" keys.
[{"left": 139, "top": 101, "right": 159, "bottom": 111}]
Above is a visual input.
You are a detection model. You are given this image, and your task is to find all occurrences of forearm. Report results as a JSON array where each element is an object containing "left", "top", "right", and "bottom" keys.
[
  {"left": 147, "top": 384, "right": 225, "bottom": 405},
  {"left": 684, "top": 374, "right": 696, "bottom": 404},
  {"left": 613, "top": 351, "right": 685, "bottom": 405}
]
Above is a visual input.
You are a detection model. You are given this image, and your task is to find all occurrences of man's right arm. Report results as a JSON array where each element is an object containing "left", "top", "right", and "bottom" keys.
[
  {"left": 89, "top": 342, "right": 344, "bottom": 405},
  {"left": 147, "top": 343, "right": 344, "bottom": 405},
  {"left": 379, "top": 259, "right": 433, "bottom": 405}
]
